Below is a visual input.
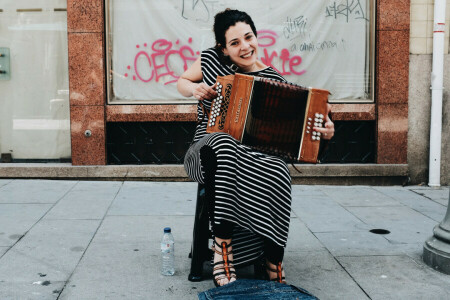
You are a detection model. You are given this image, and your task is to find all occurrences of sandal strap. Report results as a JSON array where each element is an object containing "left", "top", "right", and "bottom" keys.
[
  {"left": 266, "top": 262, "right": 285, "bottom": 283},
  {"left": 212, "top": 240, "right": 234, "bottom": 282}
]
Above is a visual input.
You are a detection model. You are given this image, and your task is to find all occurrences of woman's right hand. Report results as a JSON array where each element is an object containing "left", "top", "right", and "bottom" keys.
[{"left": 193, "top": 82, "right": 218, "bottom": 101}]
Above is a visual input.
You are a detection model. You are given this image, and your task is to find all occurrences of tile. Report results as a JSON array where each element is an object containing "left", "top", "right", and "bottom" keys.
[
  {"left": 0, "top": 219, "right": 100, "bottom": 282},
  {"left": 283, "top": 251, "right": 370, "bottom": 299},
  {"left": 108, "top": 181, "right": 198, "bottom": 216},
  {"left": 67, "top": 0, "right": 104, "bottom": 33},
  {"left": 377, "top": 0, "right": 410, "bottom": 30},
  {"left": 321, "top": 186, "right": 402, "bottom": 207},
  {"left": 106, "top": 105, "right": 197, "bottom": 122},
  {"left": 377, "top": 104, "right": 408, "bottom": 164},
  {"left": 373, "top": 186, "right": 447, "bottom": 221},
  {"left": 376, "top": 31, "right": 410, "bottom": 104},
  {"left": 57, "top": 215, "right": 211, "bottom": 300},
  {"left": 285, "top": 218, "right": 325, "bottom": 252},
  {"left": 409, "top": 187, "right": 450, "bottom": 206},
  {"left": 70, "top": 106, "right": 106, "bottom": 165},
  {"left": 0, "top": 180, "right": 77, "bottom": 204},
  {"left": 345, "top": 206, "right": 437, "bottom": 244},
  {"left": 0, "top": 180, "right": 12, "bottom": 188},
  {"left": 410, "top": 21, "right": 428, "bottom": 38},
  {"left": 0, "top": 218, "right": 42, "bottom": 246},
  {"left": 0, "top": 247, "right": 8, "bottom": 257},
  {"left": 338, "top": 255, "right": 450, "bottom": 300},
  {"left": 410, "top": 37, "right": 428, "bottom": 54},
  {"left": 0, "top": 281, "right": 65, "bottom": 300},
  {"left": 315, "top": 231, "right": 407, "bottom": 257},
  {"left": 290, "top": 195, "right": 370, "bottom": 233},
  {"left": 0, "top": 204, "right": 52, "bottom": 246},
  {"left": 410, "top": 4, "right": 429, "bottom": 21},
  {"left": 44, "top": 181, "right": 122, "bottom": 220},
  {"left": 68, "top": 33, "right": 105, "bottom": 106},
  {"left": 291, "top": 185, "right": 327, "bottom": 197},
  {"left": 329, "top": 104, "right": 376, "bottom": 121}
]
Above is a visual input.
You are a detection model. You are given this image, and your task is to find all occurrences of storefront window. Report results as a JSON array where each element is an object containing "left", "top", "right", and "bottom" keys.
[
  {"left": 107, "top": 0, "right": 374, "bottom": 104},
  {"left": 0, "top": 0, "right": 70, "bottom": 161}
]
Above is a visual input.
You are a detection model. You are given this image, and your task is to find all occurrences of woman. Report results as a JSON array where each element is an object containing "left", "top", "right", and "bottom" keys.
[{"left": 178, "top": 9, "right": 335, "bottom": 287}]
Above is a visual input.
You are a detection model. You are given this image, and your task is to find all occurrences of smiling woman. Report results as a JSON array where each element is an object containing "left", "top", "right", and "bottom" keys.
[{"left": 178, "top": 8, "right": 335, "bottom": 288}]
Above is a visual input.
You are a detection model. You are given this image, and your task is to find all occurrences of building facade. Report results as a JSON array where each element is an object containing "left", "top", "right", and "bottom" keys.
[{"left": 0, "top": 0, "right": 449, "bottom": 185}]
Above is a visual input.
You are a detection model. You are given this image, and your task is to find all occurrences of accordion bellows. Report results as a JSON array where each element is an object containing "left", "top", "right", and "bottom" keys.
[{"left": 206, "top": 73, "right": 329, "bottom": 163}]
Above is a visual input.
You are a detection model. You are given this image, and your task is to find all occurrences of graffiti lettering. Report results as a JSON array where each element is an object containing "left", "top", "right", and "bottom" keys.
[
  {"left": 258, "top": 30, "right": 306, "bottom": 76},
  {"left": 124, "top": 30, "right": 307, "bottom": 85},
  {"left": 325, "top": 0, "right": 368, "bottom": 22},
  {"left": 130, "top": 38, "right": 197, "bottom": 85},
  {"left": 290, "top": 39, "right": 341, "bottom": 53},
  {"left": 283, "top": 15, "right": 308, "bottom": 40}
]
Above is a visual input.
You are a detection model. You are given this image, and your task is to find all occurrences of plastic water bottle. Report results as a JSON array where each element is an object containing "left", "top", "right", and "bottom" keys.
[{"left": 160, "top": 227, "right": 175, "bottom": 276}]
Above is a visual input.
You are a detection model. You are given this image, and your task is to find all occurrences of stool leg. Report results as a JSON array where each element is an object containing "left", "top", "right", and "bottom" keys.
[{"left": 188, "top": 185, "right": 209, "bottom": 282}]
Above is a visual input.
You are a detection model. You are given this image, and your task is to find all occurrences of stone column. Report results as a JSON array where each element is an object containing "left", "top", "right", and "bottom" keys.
[{"left": 423, "top": 189, "right": 450, "bottom": 274}]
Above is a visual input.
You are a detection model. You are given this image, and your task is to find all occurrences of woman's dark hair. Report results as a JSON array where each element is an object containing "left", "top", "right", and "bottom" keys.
[{"left": 213, "top": 9, "right": 257, "bottom": 65}]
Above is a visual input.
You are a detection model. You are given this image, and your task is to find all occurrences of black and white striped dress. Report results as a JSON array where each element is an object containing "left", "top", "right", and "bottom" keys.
[{"left": 184, "top": 47, "right": 292, "bottom": 266}]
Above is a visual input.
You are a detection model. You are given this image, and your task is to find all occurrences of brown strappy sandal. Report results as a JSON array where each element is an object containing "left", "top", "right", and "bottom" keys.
[
  {"left": 212, "top": 239, "right": 237, "bottom": 287},
  {"left": 266, "top": 261, "right": 286, "bottom": 284}
]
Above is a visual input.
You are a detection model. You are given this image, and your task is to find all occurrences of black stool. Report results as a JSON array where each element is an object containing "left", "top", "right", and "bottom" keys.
[
  {"left": 188, "top": 184, "right": 212, "bottom": 281},
  {"left": 188, "top": 184, "right": 265, "bottom": 282}
]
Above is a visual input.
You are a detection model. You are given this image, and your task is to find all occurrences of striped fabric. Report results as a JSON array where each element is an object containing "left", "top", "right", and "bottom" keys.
[{"left": 184, "top": 47, "right": 292, "bottom": 267}]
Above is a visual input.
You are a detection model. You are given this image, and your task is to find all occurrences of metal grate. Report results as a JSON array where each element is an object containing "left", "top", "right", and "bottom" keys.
[
  {"left": 106, "top": 121, "right": 375, "bottom": 165},
  {"left": 106, "top": 122, "right": 196, "bottom": 164},
  {"left": 319, "top": 121, "right": 375, "bottom": 163}
]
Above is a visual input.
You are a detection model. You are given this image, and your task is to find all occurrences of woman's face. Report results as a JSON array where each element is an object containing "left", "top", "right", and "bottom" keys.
[{"left": 222, "top": 22, "right": 258, "bottom": 72}]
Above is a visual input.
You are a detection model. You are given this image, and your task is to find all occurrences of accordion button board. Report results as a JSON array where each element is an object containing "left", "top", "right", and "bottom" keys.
[{"left": 206, "top": 73, "right": 329, "bottom": 163}]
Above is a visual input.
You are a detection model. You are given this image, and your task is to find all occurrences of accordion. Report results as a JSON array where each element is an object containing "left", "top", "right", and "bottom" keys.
[{"left": 205, "top": 73, "right": 330, "bottom": 163}]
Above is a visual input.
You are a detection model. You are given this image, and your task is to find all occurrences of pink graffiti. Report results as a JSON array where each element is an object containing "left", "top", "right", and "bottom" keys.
[
  {"left": 131, "top": 38, "right": 197, "bottom": 85},
  {"left": 125, "top": 30, "right": 306, "bottom": 85},
  {"left": 258, "top": 30, "right": 306, "bottom": 76}
]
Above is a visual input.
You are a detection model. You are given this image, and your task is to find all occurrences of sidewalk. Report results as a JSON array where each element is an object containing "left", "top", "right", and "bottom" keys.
[{"left": 0, "top": 179, "right": 448, "bottom": 299}]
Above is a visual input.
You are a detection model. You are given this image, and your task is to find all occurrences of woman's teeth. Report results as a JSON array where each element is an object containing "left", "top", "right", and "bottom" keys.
[{"left": 241, "top": 51, "right": 253, "bottom": 58}]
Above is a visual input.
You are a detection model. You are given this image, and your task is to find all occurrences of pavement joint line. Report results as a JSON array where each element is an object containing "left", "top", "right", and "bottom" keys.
[
  {"left": 311, "top": 229, "right": 373, "bottom": 300},
  {"left": 55, "top": 181, "right": 125, "bottom": 300},
  {"left": 0, "top": 180, "right": 79, "bottom": 259},
  {"left": 410, "top": 189, "right": 449, "bottom": 207}
]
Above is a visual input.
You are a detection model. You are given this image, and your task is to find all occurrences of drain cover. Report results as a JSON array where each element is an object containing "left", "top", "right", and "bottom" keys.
[{"left": 370, "top": 229, "right": 390, "bottom": 235}]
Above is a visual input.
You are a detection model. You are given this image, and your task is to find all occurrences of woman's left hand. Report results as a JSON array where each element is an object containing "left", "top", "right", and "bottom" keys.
[{"left": 313, "top": 104, "right": 334, "bottom": 140}]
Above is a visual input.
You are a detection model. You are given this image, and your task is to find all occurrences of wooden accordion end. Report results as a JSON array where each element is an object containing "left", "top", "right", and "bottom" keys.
[{"left": 206, "top": 73, "right": 330, "bottom": 163}]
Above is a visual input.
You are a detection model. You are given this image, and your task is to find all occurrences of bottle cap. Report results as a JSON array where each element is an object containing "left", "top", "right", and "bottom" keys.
[{"left": 164, "top": 227, "right": 171, "bottom": 233}]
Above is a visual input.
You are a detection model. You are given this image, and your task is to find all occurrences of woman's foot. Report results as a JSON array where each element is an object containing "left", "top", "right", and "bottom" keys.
[
  {"left": 212, "top": 238, "right": 237, "bottom": 287},
  {"left": 265, "top": 259, "right": 286, "bottom": 284}
]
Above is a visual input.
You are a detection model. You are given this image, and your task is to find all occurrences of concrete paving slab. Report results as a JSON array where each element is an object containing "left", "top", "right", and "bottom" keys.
[
  {"left": 345, "top": 206, "right": 438, "bottom": 244},
  {"left": 285, "top": 218, "right": 325, "bottom": 252},
  {"left": 0, "top": 179, "right": 12, "bottom": 188},
  {"left": 315, "top": 231, "right": 404, "bottom": 257},
  {"left": 0, "top": 219, "right": 100, "bottom": 282},
  {"left": 283, "top": 250, "right": 370, "bottom": 300},
  {"left": 321, "top": 186, "right": 401, "bottom": 207},
  {"left": 0, "top": 247, "right": 8, "bottom": 257},
  {"left": 0, "top": 203, "right": 52, "bottom": 246},
  {"left": 409, "top": 187, "right": 449, "bottom": 206},
  {"left": 0, "top": 218, "right": 42, "bottom": 247},
  {"left": 291, "top": 195, "right": 371, "bottom": 233},
  {"left": 44, "top": 181, "right": 122, "bottom": 220},
  {"left": 58, "top": 215, "right": 209, "bottom": 300},
  {"left": 0, "top": 180, "right": 77, "bottom": 204},
  {"left": 0, "top": 203, "right": 52, "bottom": 218},
  {"left": 108, "top": 181, "right": 197, "bottom": 216},
  {"left": 0, "top": 281, "right": 65, "bottom": 300},
  {"left": 373, "top": 186, "right": 447, "bottom": 222},
  {"left": 338, "top": 255, "right": 450, "bottom": 300},
  {"left": 291, "top": 185, "right": 328, "bottom": 197}
]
